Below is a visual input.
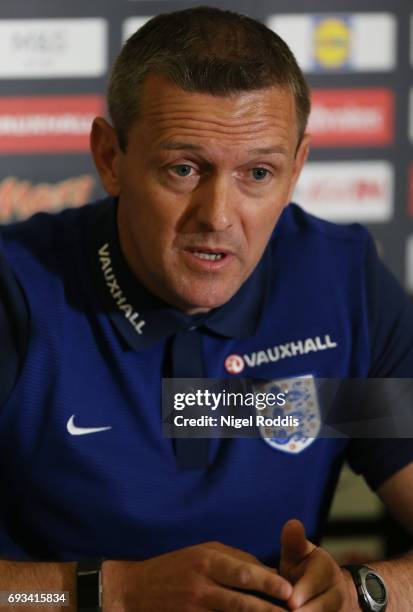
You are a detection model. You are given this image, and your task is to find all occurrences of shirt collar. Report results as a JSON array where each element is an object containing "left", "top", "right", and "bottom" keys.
[{"left": 87, "top": 197, "right": 270, "bottom": 350}]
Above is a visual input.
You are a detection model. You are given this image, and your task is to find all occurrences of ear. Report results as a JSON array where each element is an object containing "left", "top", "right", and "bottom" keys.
[
  {"left": 286, "top": 132, "right": 311, "bottom": 204},
  {"left": 90, "top": 117, "right": 122, "bottom": 196}
]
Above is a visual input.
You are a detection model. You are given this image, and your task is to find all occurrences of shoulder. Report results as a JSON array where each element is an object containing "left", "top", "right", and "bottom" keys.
[
  {"left": 1, "top": 197, "right": 111, "bottom": 262},
  {"left": 274, "top": 202, "right": 370, "bottom": 245},
  {"left": 270, "top": 203, "right": 372, "bottom": 277}
]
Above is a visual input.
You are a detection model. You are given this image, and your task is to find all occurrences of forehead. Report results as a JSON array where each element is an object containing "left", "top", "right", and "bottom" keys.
[{"left": 130, "top": 74, "right": 298, "bottom": 153}]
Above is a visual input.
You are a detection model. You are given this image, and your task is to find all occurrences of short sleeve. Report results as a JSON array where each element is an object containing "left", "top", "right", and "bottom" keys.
[{"left": 347, "top": 235, "right": 413, "bottom": 490}]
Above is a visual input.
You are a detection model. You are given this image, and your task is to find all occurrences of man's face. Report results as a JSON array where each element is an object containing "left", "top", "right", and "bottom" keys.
[{"left": 93, "top": 74, "right": 309, "bottom": 314}]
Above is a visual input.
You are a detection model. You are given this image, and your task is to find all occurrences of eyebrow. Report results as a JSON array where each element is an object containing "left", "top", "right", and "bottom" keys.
[{"left": 161, "top": 142, "right": 288, "bottom": 156}]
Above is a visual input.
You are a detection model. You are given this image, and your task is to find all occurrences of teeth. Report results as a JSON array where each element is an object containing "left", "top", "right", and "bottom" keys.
[{"left": 193, "top": 251, "right": 224, "bottom": 261}]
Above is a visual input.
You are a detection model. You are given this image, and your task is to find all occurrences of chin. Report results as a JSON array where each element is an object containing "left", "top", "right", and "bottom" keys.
[
  {"left": 168, "top": 273, "right": 243, "bottom": 313},
  {"left": 180, "top": 287, "right": 238, "bottom": 314}
]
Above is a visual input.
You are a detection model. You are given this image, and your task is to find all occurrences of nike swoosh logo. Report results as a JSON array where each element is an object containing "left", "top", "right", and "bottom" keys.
[{"left": 67, "top": 414, "right": 112, "bottom": 436}]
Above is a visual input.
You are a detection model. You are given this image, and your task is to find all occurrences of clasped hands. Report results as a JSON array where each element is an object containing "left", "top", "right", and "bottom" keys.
[{"left": 102, "top": 519, "right": 360, "bottom": 611}]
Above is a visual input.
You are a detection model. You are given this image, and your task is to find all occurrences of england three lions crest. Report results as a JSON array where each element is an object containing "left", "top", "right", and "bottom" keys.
[{"left": 252, "top": 375, "right": 321, "bottom": 454}]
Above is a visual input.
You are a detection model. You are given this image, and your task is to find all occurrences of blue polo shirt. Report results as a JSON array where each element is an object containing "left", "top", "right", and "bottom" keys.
[{"left": 1, "top": 197, "right": 413, "bottom": 564}]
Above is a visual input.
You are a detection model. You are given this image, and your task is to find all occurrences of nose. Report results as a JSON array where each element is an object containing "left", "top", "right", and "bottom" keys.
[{"left": 192, "top": 174, "right": 236, "bottom": 232}]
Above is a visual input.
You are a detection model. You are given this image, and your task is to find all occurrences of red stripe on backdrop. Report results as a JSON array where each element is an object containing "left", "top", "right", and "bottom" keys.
[
  {"left": 0, "top": 95, "right": 105, "bottom": 153},
  {"left": 308, "top": 88, "right": 394, "bottom": 147}
]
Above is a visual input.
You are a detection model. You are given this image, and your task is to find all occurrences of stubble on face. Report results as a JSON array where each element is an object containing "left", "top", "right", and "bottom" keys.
[{"left": 116, "top": 74, "right": 307, "bottom": 314}]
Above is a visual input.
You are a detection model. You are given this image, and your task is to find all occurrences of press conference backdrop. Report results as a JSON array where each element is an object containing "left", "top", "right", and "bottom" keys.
[{"left": 0, "top": 0, "right": 412, "bottom": 290}]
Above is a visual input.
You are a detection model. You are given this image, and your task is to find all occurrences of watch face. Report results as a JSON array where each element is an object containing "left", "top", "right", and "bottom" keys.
[{"left": 365, "top": 573, "right": 386, "bottom": 603}]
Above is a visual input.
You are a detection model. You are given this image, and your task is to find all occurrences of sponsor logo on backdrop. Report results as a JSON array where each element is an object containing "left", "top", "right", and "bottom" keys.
[
  {"left": 294, "top": 161, "right": 393, "bottom": 222},
  {"left": 313, "top": 16, "right": 351, "bottom": 70},
  {"left": 122, "top": 17, "right": 153, "bottom": 41},
  {"left": 267, "top": 13, "right": 396, "bottom": 72},
  {"left": 406, "top": 235, "right": 413, "bottom": 293},
  {"left": 0, "top": 19, "right": 107, "bottom": 78},
  {"left": 0, "top": 96, "right": 104, "bottom": 153},
  {"left": 309, "top": 89, "right": 394, "bottom": 146},
  {"left": 0, "top": 176, "right": 95, "bottom": 223}
]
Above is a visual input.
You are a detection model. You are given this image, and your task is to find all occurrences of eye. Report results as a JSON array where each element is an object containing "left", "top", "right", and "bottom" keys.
[
  {"left": 251, "top": 167, "right": 270, "bottom": 181},
  {"left": 172, "top": 164, "right": 194, "bottom": 177}
]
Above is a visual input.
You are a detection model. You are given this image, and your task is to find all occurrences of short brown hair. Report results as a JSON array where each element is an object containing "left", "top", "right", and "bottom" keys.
[{"left": 108, "top": 6, "right": 311, "bottom": 151}]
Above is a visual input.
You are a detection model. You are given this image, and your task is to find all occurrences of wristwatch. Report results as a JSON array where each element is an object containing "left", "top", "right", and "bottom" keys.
[
  {"left": 342, "top": 564, "right": 388, "bottom": 611},
  {"left": 76, "top": 558, "right": 105, "bottom": 611}
]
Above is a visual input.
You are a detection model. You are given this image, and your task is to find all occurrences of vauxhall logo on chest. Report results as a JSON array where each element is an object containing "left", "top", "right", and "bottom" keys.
[{"left": 224, "top": 334, "right": 338, "bottom": 374}]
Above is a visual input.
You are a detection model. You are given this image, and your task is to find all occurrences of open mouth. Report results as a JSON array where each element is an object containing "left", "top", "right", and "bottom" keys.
[
  {"left": 192, "top": 251, "right": 226, "bottom": 261},
  {"left": 183, "top": 247, "right": 232, "bottom": 269}
]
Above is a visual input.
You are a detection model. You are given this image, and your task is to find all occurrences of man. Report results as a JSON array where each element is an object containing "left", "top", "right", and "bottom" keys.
[{"left": 1, "top": 6, "right": 413, "bottom": 611}]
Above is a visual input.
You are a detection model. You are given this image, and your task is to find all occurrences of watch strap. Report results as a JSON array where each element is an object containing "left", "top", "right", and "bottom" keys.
[{"left": 76, "top": 558, "right": 105, "bottom": 612}]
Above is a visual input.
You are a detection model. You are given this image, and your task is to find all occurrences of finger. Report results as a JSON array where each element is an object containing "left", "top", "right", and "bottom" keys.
[
  {"left": 204, "top": 542, "right": 277, "bottom": 570},
  {"left": 291, "top": 585, "right": 343, "bottom": 611},
  {"left": 204, "top": 583, "right": 288, "bottom": 612},
  {"left": 280, "top": 519, "right": 316, "bottom": 567},
  {"left": 287, "top": 549, "right": 336, "bottom": 608},
  {"left": 209, "top": 552, "right": 292, "bottom": 601}
]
